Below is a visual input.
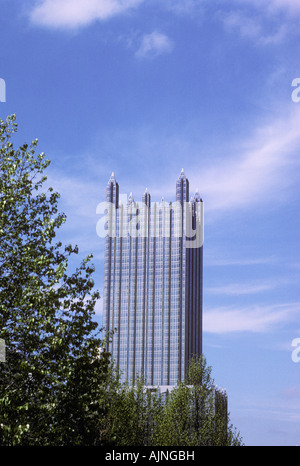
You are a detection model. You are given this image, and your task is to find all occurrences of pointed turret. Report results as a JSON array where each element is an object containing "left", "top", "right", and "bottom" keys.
[
  {"left": 142, "top": 187, "right": 151, "bottom": 207},
  {"left": 106, "top": 171, "right": 119, "bottom": 207},
  {"left": 194, "top": 188, "right": 202, "bottom": 202},
  {"left": 176, "top": 168, "right": 189, "bottom": 204},
  {"left": 128, "top": 192, "right": 134, "bottom": 204}
]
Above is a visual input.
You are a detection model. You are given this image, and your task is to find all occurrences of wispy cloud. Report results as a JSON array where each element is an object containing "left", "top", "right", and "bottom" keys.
[
  {"left": 109, "top": 105, "right": 300, "bottom": 214},
  {"left": 204, "top": 302, "right": 300, "bottom": 334},
  {"left": 135, "top": 31, "right": 173, "bottom": 58},
  {"left": 191, "top": 106, "right": 300, "bottom": 213},
  {"left": 206, "top": 279, "right": 291, "bottom": 296},
  {"left": 29, "top": 0, "right": 206, "bottom": 30},
  {"left": 236, "top": 399, "right": 300, "bottom": 426},
  {"left": 243, "top": 0, "right": 300, "bottom": 16},
  {"left": 161, "top": 0, "right": 205, "bottom": 16},
  {"left": 220, "top": 9, "right": 287, "bottom": 45},
  {"left": 29, "top": 0, "right": 143, "bottom": 29},
  {"left": 205, "top": 256, "right": 276, "bottom": 267},
  {"left": 27, "top": 0, "right": 300, "bottom": 37},
  {"left": 44, "top": 167, "right": 106, "bottom": 259},
  {"left": 281, "top": 386, "right": 300, "bottom": 400}
]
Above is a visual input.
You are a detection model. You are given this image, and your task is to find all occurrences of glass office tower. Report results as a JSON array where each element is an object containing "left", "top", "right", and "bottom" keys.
[{"left": 103, "top": 170, "right": 203, "bottom": 386}]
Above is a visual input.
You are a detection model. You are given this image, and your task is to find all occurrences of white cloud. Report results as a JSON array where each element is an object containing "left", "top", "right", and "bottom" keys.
[
  {"left": 204, "top": 302, "right": 300, "bottom": 334},
  {"left": 123, "top": 106, "right": 300, "bottom": 215},
  {"left": 205, "top": 256, "right": 276, "bottom": 267},
  {"left": 160, "top": 0, "right": 205, "bottom": 16},
  {"left": 27, "top": 0, "right": 300, "bottom": 34},
  {"left": 218, "top": 0, "right": 300, "bottom": 45},
  {"left": 135, "top": 31, "right": 173, "bottom": 58},
  {"left": 29, "top": 0, "right": 143, "bottom": 29},
  {"left": 206, "top": 279, "right": 285, "bottom": 296},
  {"left": 43, "top": 167, "right": 107, "bottom": 260},
  {"left": 250, "top": 0, "right": 300, "bottom": 15},
  {"left": 281, "top": 386, "right": 300, "bottom": 400},
  {"left": 191, "top": 106, "right": 300, "bottom": 213},
  {"left": 232, "top": 0, "right": 300, "bottom": 15},
  {"left": 220, "top": 9, "right": 287, "bottom": 44}
]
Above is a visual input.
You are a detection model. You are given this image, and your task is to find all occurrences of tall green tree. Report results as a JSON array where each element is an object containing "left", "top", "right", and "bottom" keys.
[
  {"left": 0, "top": 115, "right": 111, "bottom": 445},
  {"left": 100, "top": 372, "right": 163, "bottom": 446},
  {"left": 152, "top": 356, "right": 243, "bottom": 446}
]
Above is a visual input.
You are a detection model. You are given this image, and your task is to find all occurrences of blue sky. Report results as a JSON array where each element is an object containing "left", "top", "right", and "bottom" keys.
[{"left": 1, "top": 0, "right": 300, "bottom": 446}]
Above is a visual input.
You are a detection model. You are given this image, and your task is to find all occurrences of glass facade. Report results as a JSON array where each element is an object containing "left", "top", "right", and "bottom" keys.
[{"left": 103, "top": 170, "right": 203, "bottom": 386}]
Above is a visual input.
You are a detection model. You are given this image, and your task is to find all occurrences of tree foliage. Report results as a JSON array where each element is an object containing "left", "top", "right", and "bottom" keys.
[
  {"left": 0, "top": 115, "right": 110, "bottom": 445},
  {"left": 100, "top": 356, "right": 243, "bottom": 446},
  {"left": 152, "top": 356, "right": 243, "bottom": 446},
  {"left": 100, "top": 372, "right": 162, "bottom": 446}
]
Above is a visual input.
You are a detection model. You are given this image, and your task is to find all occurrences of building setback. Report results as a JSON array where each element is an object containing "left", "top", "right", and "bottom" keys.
[{"left": 103, "top": 169, "right": 203, "bottom": 386}]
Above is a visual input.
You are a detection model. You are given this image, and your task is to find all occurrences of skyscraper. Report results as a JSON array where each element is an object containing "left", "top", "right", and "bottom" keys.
[{"left": 103, "top": 170, "right": 203, "bottom": 386}]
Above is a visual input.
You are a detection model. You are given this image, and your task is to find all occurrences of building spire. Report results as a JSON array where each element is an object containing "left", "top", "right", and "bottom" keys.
[
  {"left": 176, "top": 168, "right": 189, "bottom": 203},
  {"left": 106, "top": 171, "right": 119, "bottom": 206},
  {"left": 194, "top": 187, "right": 202, "bottom": 202},
  {"left": 128, "top": 192, "right": 134, "bottom": 204},
  {"left": 142, "top": 187, "right": 151, "bottom": 207}
]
